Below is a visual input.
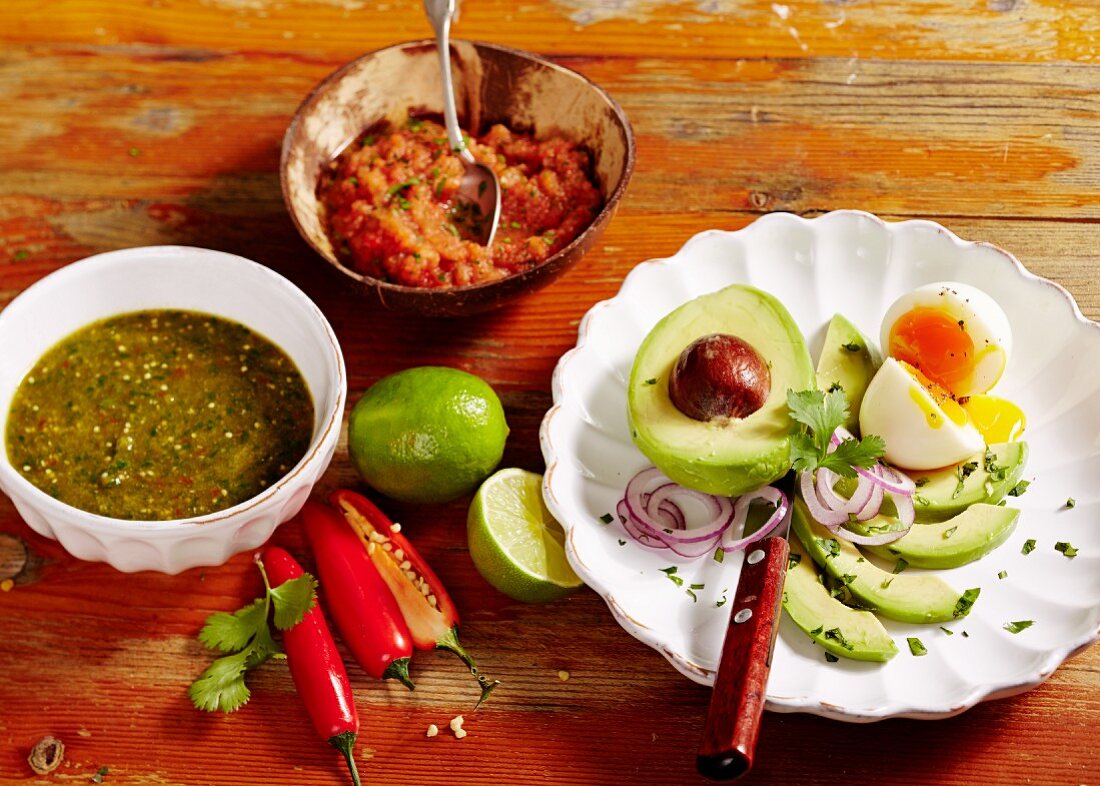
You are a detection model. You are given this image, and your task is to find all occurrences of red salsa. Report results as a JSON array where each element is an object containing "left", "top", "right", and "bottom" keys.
[{"left": 317, "top": 117, "right": 602, "bottom": 288}]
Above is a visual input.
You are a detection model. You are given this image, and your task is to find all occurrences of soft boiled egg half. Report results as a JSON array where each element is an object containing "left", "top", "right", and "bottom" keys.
[
  {"left": 860, "top": 358, "right": 985, "bottom": 470},
  {"left": 861, "top": 282, "right": 1023, "bottom": 470},
  {"left": 880, "top": 281, "right": 1011, "bottom": 398}
]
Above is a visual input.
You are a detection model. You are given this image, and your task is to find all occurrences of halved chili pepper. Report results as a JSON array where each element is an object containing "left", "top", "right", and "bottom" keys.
[
  {"left": 261, "top": 546, "right": 361, "bottom": 786},
  {"left": 330, "top": 489, "right": 499, "bottom": 705},
  {"left": 299, "top": 499, "right": 415, "bottom": 689}
]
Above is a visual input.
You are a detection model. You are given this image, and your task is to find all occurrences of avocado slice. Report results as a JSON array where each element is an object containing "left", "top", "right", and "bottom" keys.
[
  {"left": 911, "top": 442, "right": 1028, "bottom": 522},
  {"left": 815, "top": 313, "right": 882, "bottom": 434},
  {"left": 628, "top": 284, "right": 815, "bottom": 496},
  {"left": 791, "top": 496, "right": 978, "bottom": 624},
  {"left": 783, "top": 532, "right": 898, "bottom": 661},
  {"left": 851, "top": 503, "right": 1020, "bottom": 569}
]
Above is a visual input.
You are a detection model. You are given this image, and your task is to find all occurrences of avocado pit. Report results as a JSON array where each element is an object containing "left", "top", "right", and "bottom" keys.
[{"left": 668, "top": 333, "right": 771, "bottom": 421}]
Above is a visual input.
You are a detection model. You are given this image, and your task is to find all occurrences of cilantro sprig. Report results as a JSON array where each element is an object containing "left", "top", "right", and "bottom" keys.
[
  {"left": 787, "top": 389, "right": 885, "bottom": 478},
  {"left": 188, "top": 557, "right": 317, "bottom": 713}
]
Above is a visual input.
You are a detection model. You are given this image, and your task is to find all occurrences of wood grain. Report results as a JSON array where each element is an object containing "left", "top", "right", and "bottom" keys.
[{"left": 1, "top": 0, "right": 1098, "bottom": 784}]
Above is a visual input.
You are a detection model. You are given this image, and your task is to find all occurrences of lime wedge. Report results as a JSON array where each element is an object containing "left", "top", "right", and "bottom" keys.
[{"left": 467, "top": 468, "right": 583, "bottom": 603}]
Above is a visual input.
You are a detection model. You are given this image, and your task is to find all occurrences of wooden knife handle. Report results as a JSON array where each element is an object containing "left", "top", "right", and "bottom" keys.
[{"left": 696, "top": 535, "right": 790, "bottom": 781}]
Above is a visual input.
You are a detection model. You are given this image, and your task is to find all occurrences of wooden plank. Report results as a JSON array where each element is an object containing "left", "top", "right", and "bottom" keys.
[
  {"left": 2, "top": 0, "right": 1099, "bottom": 64},
  {"left": 0, "top": 48, "right": 1095, "bottom": 232}
]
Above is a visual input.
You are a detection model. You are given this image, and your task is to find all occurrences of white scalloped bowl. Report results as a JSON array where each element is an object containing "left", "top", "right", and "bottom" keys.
[
  {"left": 0, "top": 247, "right": 346, "bottom": 574},
  {"left": 540, "top": 210, "right": 1100, "bottom": 721}
]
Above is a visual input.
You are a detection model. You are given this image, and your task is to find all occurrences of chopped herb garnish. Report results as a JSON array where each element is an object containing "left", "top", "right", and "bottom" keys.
[
  {"left": 509, "top": 221, "right": 522, "bottom": 229},
  {"left": 617, "top": 539, "right": 626, "bottom": 546},
  {"left": 1054, "top": 541, "right": 1078, "bottom": 558},
  {"left": 787, "top": 553, "right": 801, "bottom": 570},
  {"left": 716, "top": 596, "right": 727, "bottom": 608},
  {"left": 953, "top": 587, "right": 981, "bottom": 619},
  {"left": 690, "top": 583, "right": 705, "bottom": 590},
  {"left": 914, "top": 477, "right": 929, "bottom": 488},
  {"left": 881, "top": 577, "right": 894, "bottom": 589},
  {"left": 819, "top": 537, "right": 841, "bottom": 559},
  {"left": 347, "top": 176, "right": 359, "bottom": 187},
  {"left": 892, "top": 558, "right": 909, "bottom": 574},
  {"left": 952, "top": 461, "right": 979, "bottom": 499},
  {"left": 943, "top": 526, "right": 958, "bottom": 540},
  {"left": 714, "top": 548, "right": 725, "bottom": 564},
  {"left": 913, "top": 493, "right": 931, "bottom": 506},
  {"left": 444, "top": 223, "right": 460, "bottom": 237},
  {"left": 809, "top": 625, "right": 824, "bottom": 636},
  {"left": 841, "top": 342, "right": 861, "bottom": 352},
  {"left": 1022, "top": 538, "right": 1036, "bottom": 555},
  {"left": 840, "top": 573, "right": 857, "bottom": 585},
  {"left": 686, "top": 589, "right": 698, "bottom": 602},
  {"left": 543, "top": 230, "right": 557, "bottom": 244},
  {"left": 12, "top": 249, "right": 28, "bottom": 261},
  {"left": 824, "top": 652, "right": 839, "bottom": 663},
  {"left": 659, "top": 566, "right": 684, "bottom": 587},
  {"left": 787, "top": 389, "right": 885, "bottom": 478},
  {"left": 406, "top": 117, "right": 425, "bottom": 131},
  {"left": 984, "top": 448, "right": 1008, "bottom": 483},
  {"left": 1065, "top": 497, "right": 1076, "bottom": 509},
  {"left": 599, "top": 512, "right": 614, "bottom": 525},
  {"left": 1003, "top": 620, "right": 1034, "bottom": 634},
  {"left": 907, "top": 637, "right": 927, "bottom": 656},
  {"left": 997, "top": 570, "right": 1008, "bottom": 579},
  {"left": 961, "top": 630, "right": 969, "bottom": 638},
  {"left": 939, "top": 626, "right": 954, "bottom": 636},
  {"left": 92, "top": 766, "right": 109, "bottom": 783},
  {"left": 823, "top": 628, "right": 854, "bottom": 650},
  {"left": 360, "top": 134, "right": 376, "bottom": 146},
  {"left": 1008, "top": 480, "right": 1030, "bottom": 497},
  {"left": 128, "top": 147, "right": 141, "bottom": 157},
  {"left": 386, "top": 178, "right": 420, "bottom": 198},
  {"left": 644, "top": 378, "right": 657, "bottom": 386},
  {"left": 478, "top": 180, "right": 487, "bottom": 197}
]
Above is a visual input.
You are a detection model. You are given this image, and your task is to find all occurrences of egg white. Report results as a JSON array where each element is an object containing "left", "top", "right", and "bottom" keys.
[
  {"left": 859, "top": 358, "right": 984, "bottom": 470},
  {"left": 880, "top": 281, "right": 1011, "bottom": 397}
]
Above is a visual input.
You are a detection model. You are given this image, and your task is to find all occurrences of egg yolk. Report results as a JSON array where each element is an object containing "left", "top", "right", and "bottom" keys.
[
  {"left": 963, "top": 394, "right": 1026, "bottom": 443},
  {"left": 888, "top": 307, "right": 974, "bottom": 397},
  {"left": 899, "top": 361, "right": 969, "bottom": 428}
]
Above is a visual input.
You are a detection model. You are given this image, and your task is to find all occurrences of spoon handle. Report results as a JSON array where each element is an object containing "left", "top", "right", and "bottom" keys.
[
  {"left": 423, "top": 0, "right": 474, "bottom": 162},
  {"left": 696, "top": 535, "right": 789, "bottom": 781}
]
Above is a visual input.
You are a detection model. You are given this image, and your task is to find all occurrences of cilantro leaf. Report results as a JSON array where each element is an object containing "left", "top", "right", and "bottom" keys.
[
  {"left": 1003, "top": 620, "right": 1034, "bottom": 634},
  {"left": 188, "top": 649, "right": 253, "bottom": 713},
  {"left": 190, "top": 557, "right": 318, "bottom": 714},
  {"left": 786, "top": 388, "right": 884, "bottom": 478},
  {"left": 198, "top": 599, "right": 266, "bottom": 653},
  {"left": 270, "top": 574, "right": 317, "bottom": 631}
]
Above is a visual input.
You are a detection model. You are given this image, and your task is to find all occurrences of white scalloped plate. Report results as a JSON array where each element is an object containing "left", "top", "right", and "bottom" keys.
[{"left": 540, "top": 210, "right": 1100, "bottom": 721}]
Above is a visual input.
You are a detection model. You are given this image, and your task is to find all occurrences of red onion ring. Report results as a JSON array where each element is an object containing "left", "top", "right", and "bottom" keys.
[{"left": 616, "top": 468, "right": 787, "bottom": 558}]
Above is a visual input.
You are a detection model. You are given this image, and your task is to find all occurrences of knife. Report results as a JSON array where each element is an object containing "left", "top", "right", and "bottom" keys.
[{"left": 696, "top": 503, "right": 792, "bottom": 781}]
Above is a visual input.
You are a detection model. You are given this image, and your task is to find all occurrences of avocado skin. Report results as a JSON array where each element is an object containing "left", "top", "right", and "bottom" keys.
[
  {"left": 911, "top": 442, "right": 1028, "bottom": 522},
  {"left": 627, "top": 284, "right": 815, "bottom": 496},
  {"left": 792, "top": 496, "right": 972, "bottom": 624},
  {"left": 856, "top": 504, "right": 1020, "bottom": 569},
  {"left": 783, "top": 532, "right": 898, "bottom": 662},
  {"left": 815, "top": 313, "right": 882, "bottom": 434}
]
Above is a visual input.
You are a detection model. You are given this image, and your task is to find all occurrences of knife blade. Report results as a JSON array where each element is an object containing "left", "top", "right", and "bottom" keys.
[{"left": 696, "top": 501, "right": 793, "bottom": 781}]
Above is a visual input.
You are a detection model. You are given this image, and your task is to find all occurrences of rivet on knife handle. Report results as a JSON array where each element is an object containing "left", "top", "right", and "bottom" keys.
[{"left": 696, "top": 536, "right": 790, "bottom": 781}]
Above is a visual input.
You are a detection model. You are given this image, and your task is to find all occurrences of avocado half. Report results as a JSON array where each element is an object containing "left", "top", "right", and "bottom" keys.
[{"left": 627, "top": 284, "right": 815, "bottom": 496}]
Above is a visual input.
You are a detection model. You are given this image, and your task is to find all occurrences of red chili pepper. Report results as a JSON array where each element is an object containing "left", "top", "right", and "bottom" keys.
[
  {"left": 330, "top": 489, "right": 498, "bottom": 705},
  {"left": 299, "top": 499, "right": 415, "bottom": 689},
  {"left": 260, "top": 546, "right": 361, "bottom": 786}
]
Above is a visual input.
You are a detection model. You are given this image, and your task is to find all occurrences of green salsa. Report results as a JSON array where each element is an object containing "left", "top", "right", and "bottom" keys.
[{"left": 5, "top": 310, "right": 314, "bottom": 520}]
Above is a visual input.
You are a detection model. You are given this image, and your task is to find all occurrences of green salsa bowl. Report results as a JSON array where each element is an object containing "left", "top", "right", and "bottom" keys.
[{"left": 0, "top": 246, "right": 346, "bottom": 573}]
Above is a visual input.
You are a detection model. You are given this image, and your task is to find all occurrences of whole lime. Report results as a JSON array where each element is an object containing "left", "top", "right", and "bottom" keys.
[{"left": 347, "top": 366, "right": 509, "bottom": 504}]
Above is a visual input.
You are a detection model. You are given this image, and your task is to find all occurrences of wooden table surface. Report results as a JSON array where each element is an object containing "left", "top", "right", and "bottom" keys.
[{"left": 2, "top": 1, "right": 1098, "bottom": 784}]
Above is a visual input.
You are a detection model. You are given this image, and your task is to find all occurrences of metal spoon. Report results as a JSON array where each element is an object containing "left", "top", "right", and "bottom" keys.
[{"left": 423, "top": 0, "right": 501, "bottom": 247}]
